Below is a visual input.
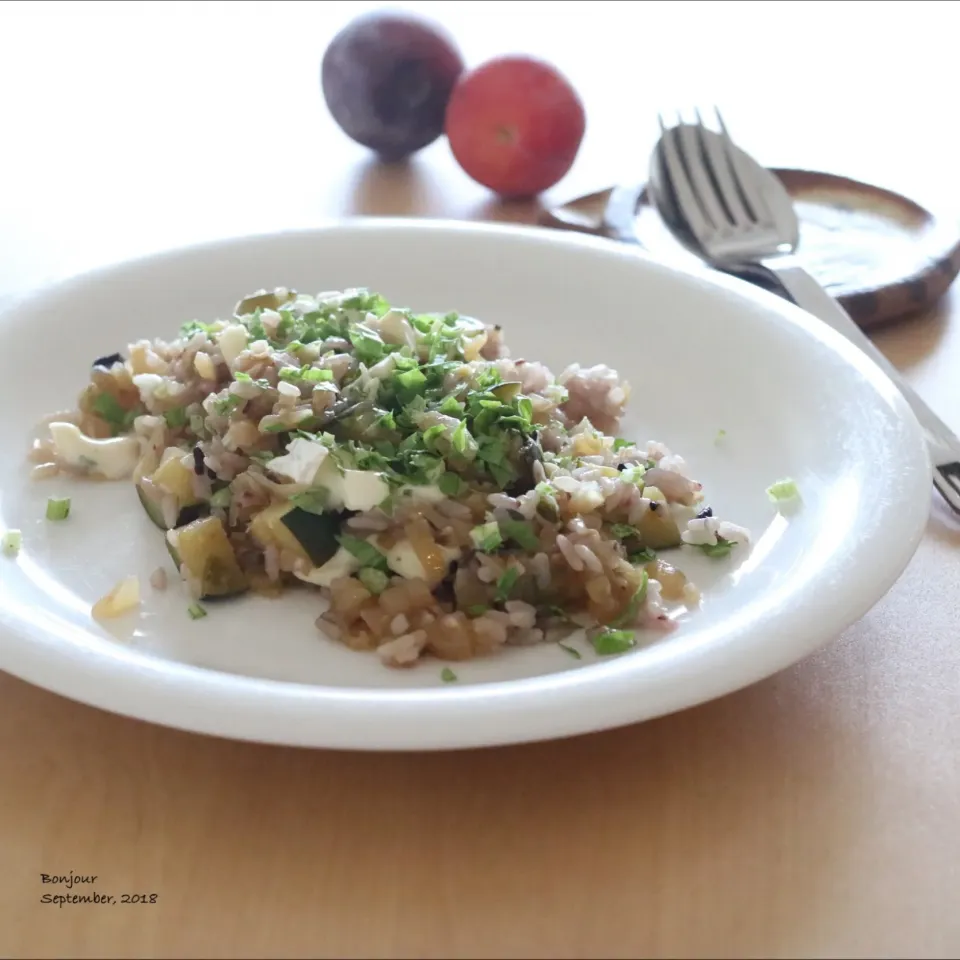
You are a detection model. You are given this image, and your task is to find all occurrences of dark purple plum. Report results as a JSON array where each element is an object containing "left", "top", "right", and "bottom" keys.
[{"left": 321, "top": 11, "right": 464, "bottom": 161}]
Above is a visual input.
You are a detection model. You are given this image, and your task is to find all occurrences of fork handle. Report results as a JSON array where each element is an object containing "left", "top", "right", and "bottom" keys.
[{"left": 757, "top": 258, "right": 960, "bottom": 466}]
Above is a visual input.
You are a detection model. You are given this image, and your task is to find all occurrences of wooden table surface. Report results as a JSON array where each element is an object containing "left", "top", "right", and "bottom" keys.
[{"left": 2, "top": 2, "right": 959, "bottom": 958}]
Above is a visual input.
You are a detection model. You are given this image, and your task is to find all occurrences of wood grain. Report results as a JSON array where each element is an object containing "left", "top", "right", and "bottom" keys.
[{"left": 1, "top": 2, "right": 959, "bottom": 957}]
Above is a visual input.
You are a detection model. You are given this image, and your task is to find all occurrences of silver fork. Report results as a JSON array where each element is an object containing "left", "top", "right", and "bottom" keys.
[{"left": 649, "top": 110, "right": 960, "bottom": 516}]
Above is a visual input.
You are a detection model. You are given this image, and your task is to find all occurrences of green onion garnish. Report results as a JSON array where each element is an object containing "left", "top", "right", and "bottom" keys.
[
  {"left": 766, "top": 477, "right": 800, "bottom": 502},
  {"left": 279, "top": 366, "right": 334, "bottom": 383},
  {"left": 499, "top": 518, "right": 540, "bottom": 551},
  {"left": 187, "top": 602, "right": 207, "bottom": 620},
  {"left": 558, "top": 642, "right": 581, "bottom": 659},
  {"left": 437, "top": 472, "right": 463, "bottom": 497},
  {"left": 1, "top": 530, "right": 22, "bottom": 557},
  {"left": 470, "top": 521, "right": 502, "bottom": 553},
  {"left": 358, "top": 567, "right": 389, "bottom": 595},
  {"left": 440, "top": 667, "right": 458, "bottom": 682},
  {"left": 337, "top": 534, "right": 389, "bottom": 571},
  {"left": 45, "top": 498, "right": 71, "bottom": 521},
  {"left": 164, "top": 406, "right": 187, "bottom": 428},
  {"left": 290, "top": 490, "right": 329, "bottom": 514},
  {"left": 494, "top": 566, "right": 520, "bottom": 604},
  {"left": 611, "top": 571, "right": 648, "bottom": 627},
  {"left": 591, "top": 627, "right": 636, "bottom": 655},
  {"left": 209, "top": 488, "right": 232, "bottom": 509},
  {"left": 699, "top": 538, "right": 736, "bottom": 558},
  {"left": 465, "top": 604, "right": 489, "bottom": 617},
  {"left": 396, "top": 368, "right": 426, "bottom": 390}
]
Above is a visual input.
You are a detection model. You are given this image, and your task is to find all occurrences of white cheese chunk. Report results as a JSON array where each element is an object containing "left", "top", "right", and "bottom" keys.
[
  {"left": 267, "top": 438, "right": 329, "bottom": 486},
  {"left": 217, "top": 324, "right": 249, "bottom": 368}
]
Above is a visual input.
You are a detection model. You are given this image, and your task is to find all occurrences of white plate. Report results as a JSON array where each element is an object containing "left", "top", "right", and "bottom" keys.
[{"left": 0, "top": 221, "right": 931, "bottom": 750}]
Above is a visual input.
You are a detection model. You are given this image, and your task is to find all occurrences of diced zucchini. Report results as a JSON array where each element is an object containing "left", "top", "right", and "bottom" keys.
[
  {"left": 249, "top": 501, "right": 341, "bottom": 567},
  {"left": 175, "top": 516, "right": 247, "bottom": 598},
  {"left": 137, "top": 485, "right": 167, "bottom": 529},
  {"left": 249, "top": 502, "right": 310, "bottom": 562},
  {"left": 280, "top": 509, "right": 341, "bottom": 567},
  {"left": 234, "top": 287, "right": 296, "bottom": 317},
  {"left": 136, "top": 480, "right": 205, "bottom": 530},
  {"left": 152, "top": 455, "right": 201, "bottom": 506},
  {"left": 636, "top": 507, "right": 682, "bottom": 549}
]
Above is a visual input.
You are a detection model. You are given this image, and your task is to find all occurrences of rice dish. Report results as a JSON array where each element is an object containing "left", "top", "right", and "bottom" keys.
[{"left": 33, "top": 287, "right": 750, "bottom": 667}]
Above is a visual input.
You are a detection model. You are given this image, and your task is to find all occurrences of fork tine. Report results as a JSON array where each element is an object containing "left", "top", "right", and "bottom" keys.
[
  {"left": 714, "top": 108, "right": 776, "bottom": 227},
  {"left": 676, "top": 118, "right": 729, "bottom": 231},
  {"left": 655, "top": 114, "right": 713, "bottom": 247},
  {"left": 693, "top": 107, "right": 752, "bottom": 227}
]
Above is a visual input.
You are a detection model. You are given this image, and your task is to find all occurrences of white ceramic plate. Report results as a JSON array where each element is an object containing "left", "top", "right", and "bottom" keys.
[{"left": 0, "top": 221, "right": 931, "bottom": 750}]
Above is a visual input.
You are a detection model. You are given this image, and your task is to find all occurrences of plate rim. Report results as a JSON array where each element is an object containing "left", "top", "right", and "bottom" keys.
[{"left": 0, "top": 218, "right": 933, "bottom": 750}]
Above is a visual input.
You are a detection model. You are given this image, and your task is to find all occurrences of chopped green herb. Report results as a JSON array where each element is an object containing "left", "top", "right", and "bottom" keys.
[
  {"left": 440, "top": 667, "right": 458, "bottom": 683},
  {"left": 234, "top": 371, "right": 252, "bottom": 382},
  {"left": 358, "top": 567, "right": 389, "bottom": 595},
  {"left": 766, "top": 477, "right": 800, "bottom": 502},
  {"left": 396, "top": 368, "right": 426, "bottom": 391},
  {"left": 592, "top": 627, "right": 636, "bottom": 655},
  {"left": 715, "top": 428, "right": 727, "bottom": 443},
  {"left": 187, "top": 602, "right": 207, "bottom": 620},
  {"left": 349, "top": 325, "right": 388, "bottom": 366},
  {"left": 438, "top": 472, "right": 463, "bottom": 497},
  {"left": 451, "top": 419, "right": 470, "bottom": 455},
  {"left": 275, "top": 310, "right": 295, "bottom": 341},
  {"left": 470, "top": 521, "right": 503, "bottom": 553},
  {"left": 164, "top": 406, "right": 187, "bottom": 428},
  {"left": 558, "top": 642, "right": 581, "bottom": 659},
  {"left": 378, "top": 410, "right": 397, "bottom": 431},
  {"left": 609, "top": 523, "right": 640, "bottom": 541},
  {"left": 547, "top": 605, "right": 571, "bottom": 622},
  {"left": 290, "top": 490, "right": 329, "bottom": 514},
  {"left": 612, "top": 571, "right": 648, "bottom": 627},
  {"left": 613, "top": 438, "right": 632, "bottom": 452},
  {"left": 439, "top": 395, "right": 465, "bottom": 418},
  {"left": 628, "top": 547, "right": 657, "bottom": 565},
  {"left": 499, "top": 518, "right": 540, "bottom": 551},
  {"left": 45, "top": 497, "right": 70, "bottom": 521},
  {"left": 422, "top": 424, "right": 447, "bottom": 452},
  {"left": 337, "top": 534, "right": 389, "bottom": 571},
  {"left": 699, "top": 537, "right": 737, "bottom": 558},
  {"left": 209, "top": 487, "right": 232, "bottom": 509},
  {"left": 213, "top": 394, "right": 243, "bottom": 416},
  {"left": 279, "top": 366, "right": 334, "bottom": 383},
  {"left": 494, "top": 566, "right": 520, "bottom": 603},
  {"left": 2, "top": 530, "right": 22, "bottom": 557},
  {"left": 466, "top": 604, "right": 489, "bottom": 617},
  {"left": 92, "top": 393, "right": 136, "bottom": 434}
]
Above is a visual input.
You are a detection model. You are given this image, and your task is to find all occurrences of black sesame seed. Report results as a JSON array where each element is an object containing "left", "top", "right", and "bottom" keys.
[
  {"left": 697, "top": 506, "right": 714, "bottom": 519},
  {"left": 617, "top": 463, "right": 627, "bottom": 472},
  {"left": 192, "top": 446, "right": 205, "bottom": 476},
  {"left": 649, "top": 501, "right": 659, "bottom": 512},
  {"left": 206, "top": 468, "right": 218, "bottom": 481},
  {"left": 93, "top": 352, "right": 124, "bottom": 369}
]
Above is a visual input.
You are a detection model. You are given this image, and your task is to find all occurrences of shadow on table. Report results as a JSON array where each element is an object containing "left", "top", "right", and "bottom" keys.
[{"left": 343, "top": 157, "right": 446, "bottom": 218}]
